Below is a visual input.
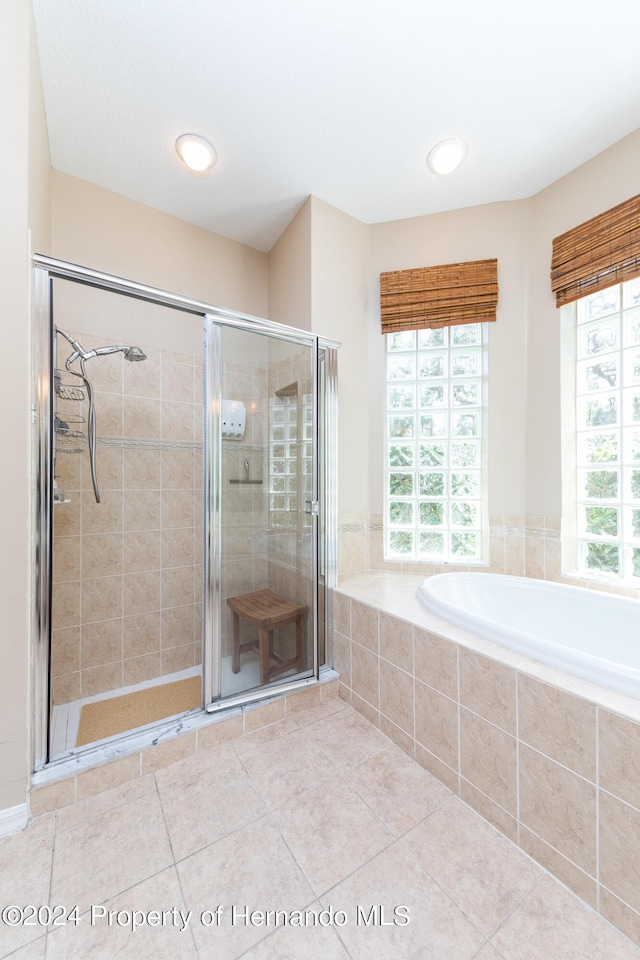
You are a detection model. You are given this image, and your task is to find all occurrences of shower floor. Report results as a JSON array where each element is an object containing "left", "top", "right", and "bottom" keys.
[{"left": 50, "top": 653, "right": 265, "bottom": 754}]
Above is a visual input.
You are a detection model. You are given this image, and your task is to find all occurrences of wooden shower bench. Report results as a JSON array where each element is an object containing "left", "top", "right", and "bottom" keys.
[{"left": 227, "top": 589, "right": 307, "bottom": 685}]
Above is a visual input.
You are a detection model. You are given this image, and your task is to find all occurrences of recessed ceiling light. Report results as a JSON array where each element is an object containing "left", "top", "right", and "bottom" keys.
[
  {"left": 427, "top": 138, "right": 468, "bottom": 176},
  {"left": 175, "top": 134, "right": 217, "bottom": 172}
]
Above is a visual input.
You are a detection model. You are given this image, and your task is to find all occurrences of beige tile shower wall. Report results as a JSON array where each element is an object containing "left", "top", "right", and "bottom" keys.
[
  {"left": 51, "top": 332, "right": 203, "bottom": 704},
  {"left": 334, "top": 586, "right": 640, "bottom": 947}
]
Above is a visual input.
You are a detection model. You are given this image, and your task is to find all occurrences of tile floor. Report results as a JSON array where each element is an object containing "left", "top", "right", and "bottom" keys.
[{"left": 2, "top": 698, "right": 640, "bottom": 959}]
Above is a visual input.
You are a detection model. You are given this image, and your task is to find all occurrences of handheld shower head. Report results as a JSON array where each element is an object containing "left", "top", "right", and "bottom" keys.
[
  {"left": 56, "top": 329, "right": 147, "bottom": 364},
  {"left": 86, "top": 343, "right": 147, "bottom": 361},
  {"left": 124, "top": 345, "right": 147, "bottom": 362},
  {"left": 55, "top": 327, "right": 148, "bottom": 504}
]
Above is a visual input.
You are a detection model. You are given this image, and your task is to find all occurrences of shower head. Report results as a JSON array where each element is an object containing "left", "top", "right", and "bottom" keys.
[
  {"left": 56, "top": 329, "right": 147, "bottom": 364},
  {"left": 87, "top": 343, "right": 147, "bottom": 362},
  {"left": 124, "top": 346, "right": 147, "bottom": 362}
]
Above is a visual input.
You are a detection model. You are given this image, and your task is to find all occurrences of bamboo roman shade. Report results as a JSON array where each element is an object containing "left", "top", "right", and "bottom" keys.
[
  {"left": 380, "top": 259, "right": 498, "bottom": 334},
  {"left": 551, "top": 193, "right": 640, "bottom": 307}
]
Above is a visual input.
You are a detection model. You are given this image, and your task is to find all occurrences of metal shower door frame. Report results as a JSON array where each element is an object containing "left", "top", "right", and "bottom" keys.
[{"left": 203, "top": 312, "right": 321, "bottom": 711}]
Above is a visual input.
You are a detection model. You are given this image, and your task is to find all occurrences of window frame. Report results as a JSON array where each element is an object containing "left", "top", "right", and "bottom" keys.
[{"left": 563, "top": 277, "right": 640, "bottom": 582}]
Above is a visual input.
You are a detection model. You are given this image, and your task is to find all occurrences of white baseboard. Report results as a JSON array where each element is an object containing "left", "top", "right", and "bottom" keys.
[{"left": 0, "top": 803, "right": 28, "bottom": 838}]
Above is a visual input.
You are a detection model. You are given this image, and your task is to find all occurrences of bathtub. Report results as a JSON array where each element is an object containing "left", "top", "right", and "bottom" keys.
[{"left": 416, "top": 572, "right": 640, "bottom": 700}]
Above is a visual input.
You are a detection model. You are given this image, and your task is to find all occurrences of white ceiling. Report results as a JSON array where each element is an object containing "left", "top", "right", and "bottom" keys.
[{"left": 33, "top": 0, "right": 640, "bottom": 253}]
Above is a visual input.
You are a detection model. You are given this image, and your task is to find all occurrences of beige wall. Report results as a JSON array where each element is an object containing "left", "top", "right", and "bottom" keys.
[
  {"left": 526, "top": 128, "right": 640, "bottom": 517},
  {"left": 28, "top": 8, "right": 51, "bottom": 254},
  {"left": 268, "top": 197, "right": 312, "bottom": 330},
  {"left": 370, "top": 201, "right": 530, "bottom": 521},
  {"left": 0, "top": 0, "right": 50, "bottom": 813},
  {"left": 267, "top": 196, "right": 372, "bottom": 571},
  {"left": 51, "top": 172, "right": 269, "bottom": 319},
  {"left": 309, "top": 198, "right": 371, "bottom": 516}
]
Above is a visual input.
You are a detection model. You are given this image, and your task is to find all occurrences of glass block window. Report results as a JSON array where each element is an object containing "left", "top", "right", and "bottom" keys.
[
  {"left": 385, "top": 324, "right": 488, "bottom": 562},
  {"left": 575, "top": 277, "right": 640, "bottom": 579},
  {"left": 268, "top": 392, "right": 313, "bottom": 526}
]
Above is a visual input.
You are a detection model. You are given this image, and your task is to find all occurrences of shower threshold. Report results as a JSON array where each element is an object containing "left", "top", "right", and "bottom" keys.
[
  {"left": 49, "top": 652, "right": 282, "bottom": 757},
  {"left": 50, "top": 666, "right": 203, "bottom": 756}
]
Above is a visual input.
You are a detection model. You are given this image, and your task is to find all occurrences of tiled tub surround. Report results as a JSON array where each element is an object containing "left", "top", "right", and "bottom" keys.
[
  {"left": 338, "top": 513, "right": 563, "bottom": 581},
  {"left": 12, "top": 684, "right": 640, "bottom": 960},
  {"left": 335, "top": 571, "right": 640, "bottom": 947}
]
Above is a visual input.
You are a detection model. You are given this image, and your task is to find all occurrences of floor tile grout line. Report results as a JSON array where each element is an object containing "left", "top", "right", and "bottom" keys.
[
  {"left": 317, "top": 830, "right": 491, "bottom": 953},
  {"left": 48, "top": 780, "right": 177, "bottom": 917},
  {"left": 315, "top": 833, "right": 411, "bottom": 902},
  {"left": 471, "top": 940, "right": 506, "bottom": 960},
  {"left": 311, "top": 833, "right": 403, "bottom": 904},
  {"left": 482, "top": 871, "right": 549, "bottom": 947},
  {"left": 340, "top": 758, "right": 457, "bottom": 843},
  {"left": 49, "top": 776, "right": 158, "bottom": 838},
  {"left": 198, "top": 805, "right": 334, "bottom": 958},
  {"left": 39, "top": 822, "right": 57, "bottom": 957},
  {"left": 153, "top": 768, "right": 180, "bottom": 868},
  {"left": 391, "top": 830, "right": 496, "bottom": 946},
  {"left": 231, "top": 714, "right": 398, "bottom": 820},
  {"left": 234, "top": 735, "right": 323, "bottom": 805},
  {"left": 1, "top": 933, "right": 46, "bottom": 960},
  {"left": 38, "top": 861, "right": 194, "bottom": 958},
  {"left": 227, "top": 891, "right": 356, "bottom": 960},
  {"left": 390, "top": 791, "right": 458, "bottom": 842},
  {"left": 234, "top": 720, "right": 340, "bottom": 781},
  {"left": 151, "top": 770, "right": 202, "bottom": 959},
  {"left": 168, "top": 808, "right": 273, "bottom": 870},
  {"left": 379, "top": 789, "right": 557, "bottom": 949},
  {"left": 258, "top": 768, "right": 399, "bottom": 912},
  {"left": 229, "top": 700, "right": 348, "bottom": 762},
  {"left": 154, "top": 740, "right": 254, "bottom": 792}
]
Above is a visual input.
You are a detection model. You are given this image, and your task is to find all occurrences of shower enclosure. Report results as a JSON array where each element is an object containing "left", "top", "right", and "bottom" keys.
[{"left": 33, "top": 256, "right": 338, "bottom": 769}]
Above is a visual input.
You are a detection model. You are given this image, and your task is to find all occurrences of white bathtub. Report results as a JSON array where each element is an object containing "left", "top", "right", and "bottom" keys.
[{"left": 416, "top": 572, "right": 640, "bottom": 699}]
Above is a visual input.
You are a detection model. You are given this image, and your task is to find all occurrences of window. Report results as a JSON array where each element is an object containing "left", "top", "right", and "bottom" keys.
[
  {"left": 385, "top": 323, "right": 488, "bottom": 563},
  {"left": 573, "top": 276, "right": 640, "bottom": 579}
]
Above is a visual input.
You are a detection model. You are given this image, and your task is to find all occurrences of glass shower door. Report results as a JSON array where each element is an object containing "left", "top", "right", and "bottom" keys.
[
  {"left": 205, "top": 316, "right": 318, "bottom": 706},
  {"left": 46, "top": 276, "right": 205, "bottom": 760}
]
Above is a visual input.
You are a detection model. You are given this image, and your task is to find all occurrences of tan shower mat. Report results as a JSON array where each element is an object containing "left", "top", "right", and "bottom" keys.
[{"left": 76, "top": 675, "right": 201, "bottom": 747}]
